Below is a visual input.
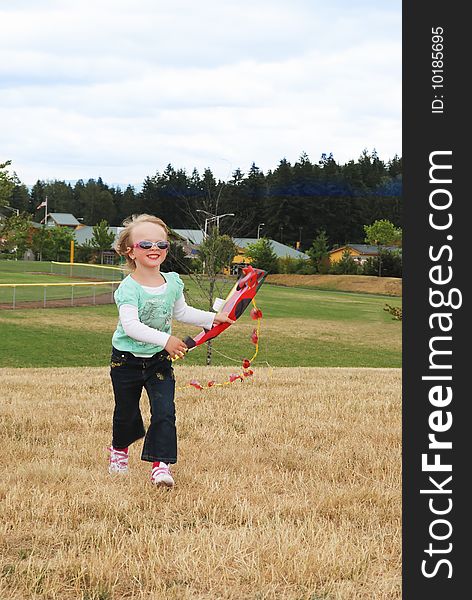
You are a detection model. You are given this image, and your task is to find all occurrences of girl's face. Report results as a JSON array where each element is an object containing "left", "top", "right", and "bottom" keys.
[{"left": 127, "top": 222, "right": 169, "bottom": 270}]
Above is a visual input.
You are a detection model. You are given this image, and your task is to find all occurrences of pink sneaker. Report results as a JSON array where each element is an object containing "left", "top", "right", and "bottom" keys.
[
  {"left": 108, "top": 446, "right": 129, "bottom": 474},
  {"left": 151, "top": 462, "right": 174, "bottom": 487}
]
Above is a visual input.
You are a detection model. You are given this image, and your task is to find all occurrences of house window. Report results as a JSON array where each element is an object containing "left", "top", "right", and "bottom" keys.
[{"left": 102, "top": 252, "right": 116, "bottom": 265}]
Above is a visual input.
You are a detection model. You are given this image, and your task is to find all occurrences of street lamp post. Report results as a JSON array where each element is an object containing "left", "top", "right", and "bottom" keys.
[
  {"left": 196, "top": 209, "right": 235, "bottom": 238},
  {"left": 257, "top": 223, "right": 265, "bottom": 239},
  {"left": 196, "top": 210, "right": 235, "bottom": 275},
  {"left": 196, "top": 209, "right": 214, "bottom": 239},
  {"left": 215, "top": 213, "right": 235, "bottom": 230},
  {"left": 203, "top": 217, "right": 214, "bottom": 238}
]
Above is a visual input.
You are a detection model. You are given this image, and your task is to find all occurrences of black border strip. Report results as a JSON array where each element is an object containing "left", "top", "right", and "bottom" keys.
[{"left": 403, "top": 2, "right": 468, "bottom": 596}]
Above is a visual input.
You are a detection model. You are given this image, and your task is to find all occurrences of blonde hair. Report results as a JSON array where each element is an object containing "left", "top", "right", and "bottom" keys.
[{"left": 114, "top": 214, "right": 169, "bottom": 270}]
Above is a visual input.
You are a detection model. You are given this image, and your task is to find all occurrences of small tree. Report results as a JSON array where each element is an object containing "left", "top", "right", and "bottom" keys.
[
  {"left": 364, "top": 219, "right": 402, "bottom": 277},
  {"left": 91, "top": 220, "right": 116, "bottom": 264},
  {"left": 307, "top": 230, "right": 330, "bottom": 273},
  {"left": 197, "top": 227, "right": 238, "bottom": 365},
  {"left": 31, "top": 226, "right": 53, "bottom": 261},
  {"left": 198, "top": 228, "right": 238, "bottom": 298},
  {"left": 0, "top": 160, "right": 16, "bottom": 208},
  {"left": 245, "top": 237, "right": 278, "bottom": 273},
  {"left": 0, "top": 213, "right": 32, "bottom": 258},
  {"left": 49, "top": 227, "right": 74, "bottom": 261}
]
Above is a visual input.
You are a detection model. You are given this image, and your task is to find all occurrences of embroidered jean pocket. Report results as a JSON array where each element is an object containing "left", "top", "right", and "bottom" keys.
[{"left": 110, "top": 351, "right": 128, "bottom": 368}]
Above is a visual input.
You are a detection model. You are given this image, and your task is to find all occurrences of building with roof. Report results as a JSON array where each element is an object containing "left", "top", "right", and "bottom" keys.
[
  {"left": 328, "top": 244, "right": 401, "bottom": 265},
  {"left": 233, "top": 238, "right": 309, "bottom": 261},
  {"left": 173, "top": 229, "right": 309, "bottom": 273},
  {"left": 43, "top": 213, "right": 81, "bottom": 228},
  {"left": 72, "top": 225, "right": 124, "bottom": 264},
  {"left": 73, "top": 225, "right": 123, "bottom": 246},
  {"left": 231, "top": 238, "right": 309, "bottom": 275},
  {"left": 173, "top": 229, "right": 309, "bottom": 260},
  {"left": 172, "top": 229, "right": 205, "bottom": 246}
]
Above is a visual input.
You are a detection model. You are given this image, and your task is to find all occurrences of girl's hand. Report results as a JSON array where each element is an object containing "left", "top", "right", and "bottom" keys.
[
  {"left": 213, "top": 311, "right": 235, "bottom": 325},
  {"left": 165, "top": 336, "right": 188, "bottom": 359}
]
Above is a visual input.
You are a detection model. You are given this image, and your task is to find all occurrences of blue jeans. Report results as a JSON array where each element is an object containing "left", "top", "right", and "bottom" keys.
[{"left": 110, "top": 346, "right": 177, "bottom": 463}]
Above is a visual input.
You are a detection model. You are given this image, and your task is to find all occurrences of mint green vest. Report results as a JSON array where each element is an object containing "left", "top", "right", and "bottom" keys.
[{"left": 112, "top": 271, "right": 184, "bottom": 356}]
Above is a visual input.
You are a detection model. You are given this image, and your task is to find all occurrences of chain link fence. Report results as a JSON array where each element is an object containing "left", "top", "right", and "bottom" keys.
[{"left": 0, "top": 260, "right": 125, "bottom": 309}]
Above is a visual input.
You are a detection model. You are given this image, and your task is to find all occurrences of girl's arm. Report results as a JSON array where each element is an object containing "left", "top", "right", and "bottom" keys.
[
  {"left": 173, "top": 295, "right": 235, "bottom": 327},
  {"left": 173, "top": 295, "right": 216, "bottom": 329}
]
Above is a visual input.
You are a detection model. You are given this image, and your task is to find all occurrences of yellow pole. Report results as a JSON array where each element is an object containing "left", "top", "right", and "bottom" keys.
[{"left": 70, "top": 239, "right": 75, "bottom": 264}]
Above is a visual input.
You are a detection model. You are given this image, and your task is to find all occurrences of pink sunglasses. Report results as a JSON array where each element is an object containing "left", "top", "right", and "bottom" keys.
[{"left": 132, "top": 240, "right": 170, "bottom": 250}]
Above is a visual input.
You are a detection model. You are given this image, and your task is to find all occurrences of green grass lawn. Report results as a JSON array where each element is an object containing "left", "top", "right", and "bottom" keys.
[
  {"left": 0, "top": 260, "right": 54, "bottom": 273},
  {"left": 0, "top": 277, "right": 402, "bottom": 368}
]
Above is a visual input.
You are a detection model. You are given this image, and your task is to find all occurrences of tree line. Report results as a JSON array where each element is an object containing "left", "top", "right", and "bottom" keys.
[{"left": 3, "top": 150, "right": 401, "bottom": 251}]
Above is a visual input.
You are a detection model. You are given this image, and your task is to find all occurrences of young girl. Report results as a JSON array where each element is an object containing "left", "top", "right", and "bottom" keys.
[{"left": 108, "top": 214, "right": 233, "bottom": 487}]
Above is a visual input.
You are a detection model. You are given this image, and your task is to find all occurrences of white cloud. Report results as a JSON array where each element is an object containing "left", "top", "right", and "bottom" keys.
[{"left": 0, "top": 0, "right": 401, "bottom": 185}]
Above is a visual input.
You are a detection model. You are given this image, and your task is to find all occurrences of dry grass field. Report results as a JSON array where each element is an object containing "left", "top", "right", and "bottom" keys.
[{"left": 1, "top": 366, "right": 401, "bottom": 600}]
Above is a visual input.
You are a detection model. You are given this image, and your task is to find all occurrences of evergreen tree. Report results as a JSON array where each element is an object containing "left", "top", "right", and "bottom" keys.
[
  {"left": 330, "top": 248, "right": 359, "bottom": 275},
  {"left": 2, "top": 150, "right": 402, "bottom": 253},
  {"left": 31, "top": 181, "right": 47, "bottom": 221},
  {"left": 10, "top": 183, "right": 31, "bottom": 214},
  {"left": 307, "top": 230, "right": 330, "bottom": 273},
  {"left": 0, "top": 160, "right": 16, "bottom": 208},
  {"left": 140, "top": 174, "right": 160, "bottom": 216},
  {"left": 163, "top": 166, "right": 196, "bottom": 227},
  {"left": 31, "top": 226, "right": 53, "bottom": 261},
  {"left": 91, "top": 219, "right": 116, "bottom": 264},
  {"left": 245, "top": 237, "right": 278, "bottom": 273},
  {"left": 264, "top": 158, "right": 295, "bottom": 243},
  {"left": 77, "top": 179, "right": 116, "bottom": 225},
  {"left": 387, "top": 155, "right": 403, "bottom": 178},
  {"left": 231, "top": 168, "right": 244, "bottom": 184},
  {"left": 237, "top": 163, "right": 267, "bottom": 237},
  {"left": 49, "top": 227, "right": 75, "bottom": 261},
  {"left": 109, "top": 186, "right": 124, "bottom": 226},
  {"left": 358, "top": 149, "right": 387, "bottom": 189},
  {"left": 42, "top": 181, "right": 75, "bottom": 214},
  {"left": 118, "top": 185, "right": 138, "bottom": 224}
]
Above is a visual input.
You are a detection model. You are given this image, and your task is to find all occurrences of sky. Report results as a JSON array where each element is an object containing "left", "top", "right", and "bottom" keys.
[{"left": 0, "top": 0, "right": 401, "bottom": 188}]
